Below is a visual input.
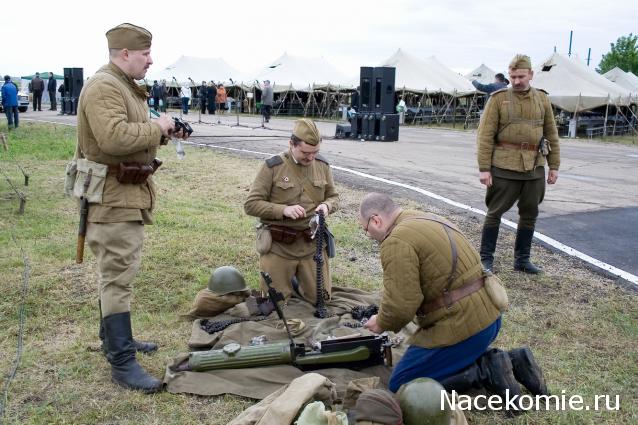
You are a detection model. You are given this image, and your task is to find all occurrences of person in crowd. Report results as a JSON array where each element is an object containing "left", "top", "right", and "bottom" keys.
[{"left": 2, "top": 75, "right": 20, "bottom": 129}]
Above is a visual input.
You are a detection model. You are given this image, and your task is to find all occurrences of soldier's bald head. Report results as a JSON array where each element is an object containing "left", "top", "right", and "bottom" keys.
[{"left": 360, "top": 193, "right": 399, "bottom": 219}]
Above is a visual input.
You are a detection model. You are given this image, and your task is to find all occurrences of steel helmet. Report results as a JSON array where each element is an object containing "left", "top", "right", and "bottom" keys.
[
  {"left": 397, "top": 378, "right": 451, "bottom": 425},
  {"left": 207, "top": 266, "right": 247, "bottom": 295}
]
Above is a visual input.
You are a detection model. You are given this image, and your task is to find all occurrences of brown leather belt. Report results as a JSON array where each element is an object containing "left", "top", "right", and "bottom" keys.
[
  {"left": 496, "top": 141, "right": 538, "bottom": 151},
  {"left": 419, "top": 277, "right": 485, "bottom": 314},
  {"left": 269, "top": 225, "right": 313, "bottom": 244}
]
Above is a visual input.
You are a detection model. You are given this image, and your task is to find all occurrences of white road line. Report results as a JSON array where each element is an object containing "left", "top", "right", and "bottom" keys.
[
  {"left": 17, "top": 119, "right": 637, "bottom": 286},
  {"left": 189, "top": 141, "right": 638, "bottom": 286}
]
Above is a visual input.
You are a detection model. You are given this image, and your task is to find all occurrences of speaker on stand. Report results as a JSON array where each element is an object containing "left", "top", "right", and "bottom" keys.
[{"left": 62, "top": 67, "right": 83, "bottom": 115}]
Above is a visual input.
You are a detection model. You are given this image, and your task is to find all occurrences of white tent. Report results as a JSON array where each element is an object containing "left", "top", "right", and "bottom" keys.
[
  {"left": 532, "top": 53, "right": 629, "bottom": 112},
  {"left": 465, "top": 64, "right": 498, "bottom": 85},
  {"left": 379, "top": 49, "right": 475, "bottom": 96},
  {"left": 252, "top": 53, "right": 352, "bottom": 93},
  {"left": 147, "top": 55, "right": 240, "bottom": 86},
  {"left": 603, "top": 67, "right": 638, "bottom": 97}
]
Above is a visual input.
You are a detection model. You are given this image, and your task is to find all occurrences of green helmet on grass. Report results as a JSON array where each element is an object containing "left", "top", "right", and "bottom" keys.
[
  {"left": 397, "top": 378, "right": 451, "bottom": 425},
  {"left": 207, "top": 266, "right": 247, "bottom": 295}
]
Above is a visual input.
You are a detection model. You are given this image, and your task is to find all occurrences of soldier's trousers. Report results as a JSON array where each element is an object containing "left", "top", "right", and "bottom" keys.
[
  {"left": 259, "top": 250, "right": 331, "bottom": 305},
  {"left": 484, "top": 176, "right": 545, "bottom": 229},
  {"left": 87, "top": 221, "right": 144, "bottom": 316}
]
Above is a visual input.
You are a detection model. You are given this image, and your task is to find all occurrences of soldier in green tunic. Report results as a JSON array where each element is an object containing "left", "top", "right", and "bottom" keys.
[
  {"left": 477, "top": 54, "right": 561, "bottom": 274},
  {"left": 244, "top": 119, "right": 339, "bottom": 303}
]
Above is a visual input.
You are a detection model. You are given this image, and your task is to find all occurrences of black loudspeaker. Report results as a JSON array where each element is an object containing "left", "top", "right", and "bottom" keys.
[
  {"left": 64, "top": 67, "right": 84, "bottom": 98},
  {"left": 379, "top": 114, "right": 399, "bottom": 141},
  {"left": 62, "top": 68, "right": 83, "bottom": 115},
  {"left": 351, "top": 114, "right": 363, "bottom": 139},
  {"left": 373, "top": 67, "right": 396, "bottom": 114},
  {"left": 359, "top": 67, "right": 374, "bottom": 112}
]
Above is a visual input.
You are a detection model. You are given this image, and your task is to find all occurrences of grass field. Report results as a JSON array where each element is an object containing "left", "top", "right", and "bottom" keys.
[{"left": 0, "top": 122, "right": 636, "bottom": 424}]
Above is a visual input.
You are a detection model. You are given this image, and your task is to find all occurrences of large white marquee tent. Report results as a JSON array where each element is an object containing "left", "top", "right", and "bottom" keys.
[{"left": 532, "top": 53, "right": 629, "bottom": 112}]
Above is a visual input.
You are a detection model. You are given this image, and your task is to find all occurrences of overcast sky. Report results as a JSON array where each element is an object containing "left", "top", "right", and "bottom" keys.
[{"left": 1, "top": 0, "right": 636, "bottom": 80}]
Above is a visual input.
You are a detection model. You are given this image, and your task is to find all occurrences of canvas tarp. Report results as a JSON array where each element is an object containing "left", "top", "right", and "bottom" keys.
[
  {"left": 465, "top": 64, "right": 498, "bottom": 85},
  {"left": 163, "top": 286, "right": 409, "bottom": 398},
  {"left": 148, "top": 55, "right": 241, "bottom": 86},
  {"left": 379, "top": 49, "right": 476, "bottom": 96},
  {"left": 252, "top": 53, "right": 353, "bottom": 93},
  {"left": 603, "top": 67, "right": 638, "bottom": 97},
  {"left": 532, "top": 53, "right": 629, "bottom": 112}
]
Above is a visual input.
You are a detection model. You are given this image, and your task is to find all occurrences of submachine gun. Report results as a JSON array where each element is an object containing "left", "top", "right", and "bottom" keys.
[{"left": 175, "top": 272, "right": 392, "bottom": 372}]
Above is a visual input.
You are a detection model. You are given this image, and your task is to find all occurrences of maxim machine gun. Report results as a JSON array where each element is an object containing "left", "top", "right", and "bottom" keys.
[{"left": 175, "top": 272, "right": 392, "bottom": 372}]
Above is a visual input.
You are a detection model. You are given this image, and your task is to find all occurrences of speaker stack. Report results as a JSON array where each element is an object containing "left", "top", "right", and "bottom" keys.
[
  {"left": 351, "top": 66, "right": 399, "bottom": 142},
  {"left": 61, "top": 67, "right": 84, "bottom": 115}
]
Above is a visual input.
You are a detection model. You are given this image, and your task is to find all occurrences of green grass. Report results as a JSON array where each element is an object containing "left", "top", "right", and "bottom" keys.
[{"left": 1, "top": 122, "right": 637, "bottom": 424}]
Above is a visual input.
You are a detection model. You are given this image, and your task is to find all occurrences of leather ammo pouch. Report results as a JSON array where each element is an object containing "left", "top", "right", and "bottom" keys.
[
  {"left": 116, "top": 159, "right": 161, "bottom": 184},
  {"left": 269, "top": 225, "right": 300, "bottom": 244}
]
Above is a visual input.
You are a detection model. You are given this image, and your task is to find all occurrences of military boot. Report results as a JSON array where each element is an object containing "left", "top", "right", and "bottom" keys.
[
  {"left": 513, "top": 227, "right": 542, "bottom": 274},
  {"left": 99, "top": 304, "right": 157, "bottom": 355},
  {"left": 441, "top": 348, "right": 523, "bottom": 415},
  {"left": 509, "top": 347, "right": 548, "bottom": 396},
  {"left": 479, "top": 226, "right": 500, "bottom": 273},
  {"left": 103, "top": 312, "right": 162, "bottom": 393}
]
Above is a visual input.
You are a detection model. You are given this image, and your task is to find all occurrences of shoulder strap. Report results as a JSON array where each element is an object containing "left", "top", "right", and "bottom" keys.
[
  {"left": 315, "top": 153, "right": 329, "bottom": 165},
  {"left": 265, "top": 155, "right": 283, "bottom": 168}
]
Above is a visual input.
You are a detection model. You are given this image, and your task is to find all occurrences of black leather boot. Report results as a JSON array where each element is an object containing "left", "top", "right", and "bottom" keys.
[
  {"left": 100, "top": 305, "right": 157, "bottom": 355},
  {"left": 509, "top": 347, "right": 548, "bottom": 396},
  {"left": 103, "top": 312, "right": 162, "bottom": 393},
  {"left": 514, "top": 227, "right": 542, "bottom": 274},
  {"left": 479, "top": 226, "right": 500, "bottom": 272},
  {"left": 441, "top": 348, "right": 523, "bottom": 415}
]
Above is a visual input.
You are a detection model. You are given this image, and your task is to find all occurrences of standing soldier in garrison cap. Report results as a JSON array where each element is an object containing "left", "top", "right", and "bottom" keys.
[
  {"left": 477, "top": 54, "right": 560, "bottom": 274},
  {"left": 74, "top": 23, "right": 188, "bottom": 393},
  {"left": 244, "top": 119, "right": 339, "bottom": 303}
]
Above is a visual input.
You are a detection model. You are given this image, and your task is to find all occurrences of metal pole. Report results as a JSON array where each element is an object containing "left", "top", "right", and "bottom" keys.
[
  {"left": 587, "top": 48, "right": 591, "bottom": 66},
  {"left": 568, "top": 30, "right": 573, "bottom": 57}
]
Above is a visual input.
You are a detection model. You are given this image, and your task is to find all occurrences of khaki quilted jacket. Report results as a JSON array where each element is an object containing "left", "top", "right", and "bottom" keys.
[
  {"left": 77, "top": 63, "right": 163, "bottom": 223},
  {"left": 376, "top": 210, "right": 501, "bottom": 348}
]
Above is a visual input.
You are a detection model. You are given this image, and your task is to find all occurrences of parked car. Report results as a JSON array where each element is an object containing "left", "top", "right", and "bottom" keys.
[{"left": 0, "top": 82, "right": 29, "bottom": 113}]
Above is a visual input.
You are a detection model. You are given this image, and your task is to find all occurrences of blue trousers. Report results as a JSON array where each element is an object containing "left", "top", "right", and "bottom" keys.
[
  {"left": 388, "top": 317, "right": 502, "bottom": 392},
  {"left": 181, "top": 97, "right": 189, "bottom": 114},
  {"left": 5, "top": 106, "right": 19, "bottom": 128}
]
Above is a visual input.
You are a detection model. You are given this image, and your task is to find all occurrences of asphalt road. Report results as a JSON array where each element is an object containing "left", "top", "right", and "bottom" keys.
[{"left": 22, "top": 110, "right": 638, "bottom": 281}]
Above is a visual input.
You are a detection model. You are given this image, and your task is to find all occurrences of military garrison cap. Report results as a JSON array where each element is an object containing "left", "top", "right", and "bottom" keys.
[
  {"left": 106, "top": 23, "right": 152, "bottom": 50},
  {"left": 509, "top": 54, "right": 532, "bottom": 70},
  {"left": 292, "top": 118, "right": 322, "bottom": 146}
]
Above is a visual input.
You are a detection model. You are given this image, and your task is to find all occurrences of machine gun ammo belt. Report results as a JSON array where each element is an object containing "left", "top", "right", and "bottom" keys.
[{"left": 200, "top": 316, "right": 268, "bottom": 334}]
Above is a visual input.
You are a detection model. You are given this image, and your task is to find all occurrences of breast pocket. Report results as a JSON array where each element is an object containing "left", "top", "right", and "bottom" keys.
[
  {"left": 273, "top": 181, "right": 298, "bottom": 204},
  {"left": 312, "top": 179, "right": 327, "bottom": 199}
]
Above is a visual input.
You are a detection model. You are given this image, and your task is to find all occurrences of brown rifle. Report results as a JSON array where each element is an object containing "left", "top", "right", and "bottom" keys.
[{"left": 76, "top": 169, "right": 93, "bottom": 263}]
